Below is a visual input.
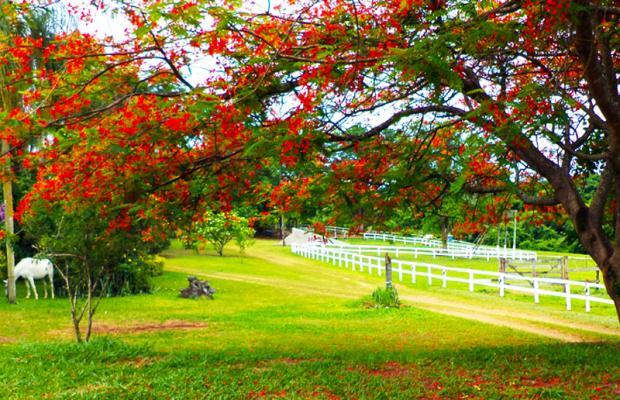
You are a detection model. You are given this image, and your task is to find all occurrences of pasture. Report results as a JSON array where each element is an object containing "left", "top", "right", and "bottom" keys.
[{"left": 0, "top": 240, "right": 619, "bottom": 399}]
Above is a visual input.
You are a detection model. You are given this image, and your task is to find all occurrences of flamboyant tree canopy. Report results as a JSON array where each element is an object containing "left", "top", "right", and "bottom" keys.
[{"left": 1, "top": 0, "right": 619, "bottom": 318}]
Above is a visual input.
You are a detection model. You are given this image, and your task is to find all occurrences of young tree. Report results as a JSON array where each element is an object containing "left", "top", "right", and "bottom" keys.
[{"left": 194, "top": 211, "right": 254, "bottom": 256}]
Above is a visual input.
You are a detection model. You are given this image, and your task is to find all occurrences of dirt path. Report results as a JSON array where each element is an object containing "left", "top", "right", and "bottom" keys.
[
  {"left": 398, "top": 293, "right": 592, "bottom": 343},
  {"left": 399, "top": 291, "right": 620, "bottom": 339}
]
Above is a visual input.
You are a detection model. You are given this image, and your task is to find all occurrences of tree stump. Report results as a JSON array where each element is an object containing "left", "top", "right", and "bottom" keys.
[{"left": 180, "top": 276, "right": 215, "bottom": 299}]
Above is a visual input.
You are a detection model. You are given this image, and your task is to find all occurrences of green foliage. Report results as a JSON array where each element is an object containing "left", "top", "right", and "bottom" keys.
[
  {"left": 194, "top": 210, "right": 255, "bottom": 256},
  {"left": 368, "top": 286, "right": 401, "bottom": 308},
  {"left": 476, "top": 220, "right": 586, "bottom": 254},
  {"left": 21, "top": 200, "right": 166, "bottom": 296},
  {"left": 106, "top": 255, "right": 163, "bottom": 296}
]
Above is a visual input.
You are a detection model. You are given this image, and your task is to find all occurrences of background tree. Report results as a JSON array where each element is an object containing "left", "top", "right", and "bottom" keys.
[{"left": 192, "top": 211, "right": 255, "bottom": 256}]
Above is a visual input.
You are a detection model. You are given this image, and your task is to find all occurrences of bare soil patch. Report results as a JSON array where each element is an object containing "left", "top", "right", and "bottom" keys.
[
  {"left": 0, "top": 336, "right": 14, "bottom": 344},
  {"left": 364, "top": 361, "right": 415, "bottom": 378},
  {"left": 92, "top": 320, "right": 208, "bottom": 335},
  {"left": 258, "top": 357, "right": 320, "bottom": 366},
  {"left": 116, "top": 356, "right": 162, "bottom": 368}
]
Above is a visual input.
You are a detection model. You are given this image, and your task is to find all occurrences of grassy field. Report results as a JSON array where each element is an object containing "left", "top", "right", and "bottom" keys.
[{"left": 0, "top": 240, "right": 619, "bottom": 399}]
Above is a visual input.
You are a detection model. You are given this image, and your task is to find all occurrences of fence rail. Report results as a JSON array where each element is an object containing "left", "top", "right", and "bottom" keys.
[
  {"left": 362, "top": 232, "right": 537, "bottom": 261},
  {"left": 331, "top": 241, "right": 537, "bottom": 261},
  {"left": 290, "top": 243, "right": 613, "bottom": 313}
]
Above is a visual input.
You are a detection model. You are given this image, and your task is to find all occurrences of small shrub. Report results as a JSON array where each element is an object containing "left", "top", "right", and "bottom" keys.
[
  {"left": 106, "top": 255, "right": 164, "bottom": 296},
  {"left": 368, "top": 286, "right": 401, "bottom": 308}
]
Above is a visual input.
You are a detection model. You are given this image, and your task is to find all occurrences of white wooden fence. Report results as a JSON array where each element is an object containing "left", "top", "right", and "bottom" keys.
[
  {"left": 362, "top": 231, "right": 537, "bottom": 261},
  {"left": 290, "top": 243, "right": 613, "bottom": 313},
  {"left": 328, "top": 242, "right": 537, "bottom": 261}
]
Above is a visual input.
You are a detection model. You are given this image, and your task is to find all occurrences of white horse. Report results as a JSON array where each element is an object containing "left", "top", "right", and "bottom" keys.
[{"left": 3, "top": 257, "right": 54, "bottom": 300}]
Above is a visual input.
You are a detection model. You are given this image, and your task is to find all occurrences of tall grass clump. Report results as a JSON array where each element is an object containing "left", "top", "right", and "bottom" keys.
[{"left": 369, "top": 286, "right": 401, "bottom": 308}]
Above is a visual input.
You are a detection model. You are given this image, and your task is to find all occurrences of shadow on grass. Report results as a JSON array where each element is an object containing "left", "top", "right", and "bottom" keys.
[{"left": 1, "top": 339, "right": 618, "bottom": 399}]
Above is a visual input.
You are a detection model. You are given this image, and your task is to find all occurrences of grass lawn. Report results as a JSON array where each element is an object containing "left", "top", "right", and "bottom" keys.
[{"left": 0, "top": 240, "right": 618, "bottom": 399}]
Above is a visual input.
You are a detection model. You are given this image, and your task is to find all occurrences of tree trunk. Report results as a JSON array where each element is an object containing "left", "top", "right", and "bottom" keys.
[
  {"left": 70, "top": 288, "right": 83, "bottom": 343},
  {"left": 72, "top": 316, "right": 82, "bottom": 343},
  {"left": 602, "top": 251, "right": 620, "bottom": 323},
  {"left": 85, "top": 273, "right": 93, "bottom": 342},
  {"left": 2, "top": 139, "right": 15, "bottom": 304},
  {"left": 440, "top": 216, "right": 449, "bottom": 249},
  {"left": 280, "top": 213, "right": 285, "bottom": 246}
]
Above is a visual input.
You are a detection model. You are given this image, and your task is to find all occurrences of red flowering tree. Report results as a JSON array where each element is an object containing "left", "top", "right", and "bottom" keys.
[
  {"left": 199, "top": 0, "right": 620, "bottom": 319},
  {"left": 2, "top": 1, "right": 619, "bottom": 324}
]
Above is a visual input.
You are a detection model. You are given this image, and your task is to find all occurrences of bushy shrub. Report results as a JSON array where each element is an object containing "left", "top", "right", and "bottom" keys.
[
  {"left": 21, "top": 200, "right": 168, "bottom": 297},
  {"left": 106, "top": 255, "right": 163, "bottom": 296}
]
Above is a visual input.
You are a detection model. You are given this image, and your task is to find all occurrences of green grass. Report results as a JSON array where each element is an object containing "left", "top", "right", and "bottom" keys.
[{"left": 0, "top": 240, "right": 618, "bottom": 399}]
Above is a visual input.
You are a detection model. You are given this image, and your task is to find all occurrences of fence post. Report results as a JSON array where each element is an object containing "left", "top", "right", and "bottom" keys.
[
  {"left": 499, "top": 274, "right": 505, "bottom": 297},
  {"left": 427, "top": 265, "right": 432, "bottom": 285},
  {"left": 397, "top": 261, "right": 403, "bottom": 281},
  {"left": 499, "top": 258, "right": 506, "bottom": 274},
  {"left": 561, "top": 256, "right": 569, "bottom": 280},
  {"left": 378, "top": 257, "right": 382, "bottom": 276},
  {"left": 385, "top": 253, "right": 392, "bottom": 289},
  {"left": 533, "top": 278, "right": 539, "bottom": 304},
  {"left": 585, "top": 283, "right": 591, "bottom": 312},
  {"left": 442, "top": 268, "right": 447, "bottom": 288},
  {"left": 565, "top": 283, "right": 571, "bottom": 310},
  {"left": 412, "top": 265, "right": 416, "bottom": 284},
  {"left": 469, "top": 271, "right": 474, "bottom": 292},
  {"left": 596, "top": 270, "right": 600, "bottom": 283}
]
